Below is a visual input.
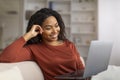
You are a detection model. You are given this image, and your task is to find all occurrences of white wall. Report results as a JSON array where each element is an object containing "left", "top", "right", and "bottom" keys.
[
  {"left": 0, "top": 0, "right": 23, "bottom": 49},
  {"left": 0, "top": 16, "right": 19, "bottom": 48},
  {"left": 98, "top": 0, "right": 120, "bottom": 66}
]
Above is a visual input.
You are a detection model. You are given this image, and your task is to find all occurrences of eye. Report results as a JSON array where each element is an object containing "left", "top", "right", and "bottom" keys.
[
  {"left": 45, "top": 27, "right": 51, "bottom": 30},
  {"left": 44, "top": 26, "right": 51, "bottom": 30},
  {"left": 55, "top": 24, "right": 59, "bottom": 28}
]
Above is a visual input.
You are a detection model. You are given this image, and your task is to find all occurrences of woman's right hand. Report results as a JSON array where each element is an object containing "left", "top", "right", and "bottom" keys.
[{"left": 23, "top": 25, "right": 43, "bottom": 41}]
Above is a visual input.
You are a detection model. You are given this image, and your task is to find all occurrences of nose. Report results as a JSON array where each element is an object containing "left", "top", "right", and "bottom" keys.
[{"left": 52, "top": 27, "right": 57, "bottom": 34}]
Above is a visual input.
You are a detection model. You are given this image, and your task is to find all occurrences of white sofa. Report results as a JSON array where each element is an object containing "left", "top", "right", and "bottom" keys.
[
  {"left": 0, "top": 61, "right": 44, "bottom": 80},
  {"left": 0, "top": 57, "right": 85, "bottom": 80},
  {"left": 0, "top": 61, "right": 120, "bottom": 80},
  {"left": 92, "top": 65, "right": 120, "bottom": 80}
]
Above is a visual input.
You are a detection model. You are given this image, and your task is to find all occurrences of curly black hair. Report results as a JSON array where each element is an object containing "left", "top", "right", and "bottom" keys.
[{"left": 26, "top": 8, "right": 67, "bottom": 45}]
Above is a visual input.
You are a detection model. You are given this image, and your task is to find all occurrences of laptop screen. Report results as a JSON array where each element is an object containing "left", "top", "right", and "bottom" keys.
[{"left": 83, "top": 41, "right": 113, "bottom": 78}]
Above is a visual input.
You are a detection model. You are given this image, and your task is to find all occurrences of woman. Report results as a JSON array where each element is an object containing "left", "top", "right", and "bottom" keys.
[{"left": 0, "top": 8, "right": 85, "bottom": 80}]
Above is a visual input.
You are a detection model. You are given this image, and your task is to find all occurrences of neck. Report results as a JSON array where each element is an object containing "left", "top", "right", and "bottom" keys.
[{"left": 42, "top": 39, "right": 63, "bottom": 46}]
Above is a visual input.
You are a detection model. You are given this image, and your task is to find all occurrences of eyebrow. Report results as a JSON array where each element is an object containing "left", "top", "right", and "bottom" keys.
[{"left": 44, "top": 23, "right": 58, "bottom": 28}]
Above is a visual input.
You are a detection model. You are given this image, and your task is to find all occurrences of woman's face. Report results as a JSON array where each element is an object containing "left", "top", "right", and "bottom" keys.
[{"left": 41, "top": 16, "right": 60, "bottom": 42}]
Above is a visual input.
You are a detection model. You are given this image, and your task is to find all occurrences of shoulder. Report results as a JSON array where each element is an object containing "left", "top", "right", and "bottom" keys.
[
  {"left": 64, "top": 39, "right": 75, "bottom": 48},
  {"left": 25, "top": 43, "right": 41, "bottom": 48},
  {"left": 64, "top": 40, "right": 78, "bottom": 52}
]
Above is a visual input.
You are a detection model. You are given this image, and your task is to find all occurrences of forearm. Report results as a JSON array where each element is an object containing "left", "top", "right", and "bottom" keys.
[
  {"left": 23, "top": 32, "right": 33, "bottom": 41},
  {"left": 1, "top": 37, "right": 26, "bottom": 54},
  {"left": 0, "top": 37, "right": 32, "bottom": 62}
]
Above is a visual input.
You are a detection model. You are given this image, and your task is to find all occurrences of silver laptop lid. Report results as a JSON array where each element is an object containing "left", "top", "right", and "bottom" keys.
[{"left": 83, "top": 41, "right": 113, "bottom": 78}]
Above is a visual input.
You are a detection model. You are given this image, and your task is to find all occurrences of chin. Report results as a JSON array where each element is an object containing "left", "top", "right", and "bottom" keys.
[{"left": 50, "top": 37, "right": 58, "bottom": 41}]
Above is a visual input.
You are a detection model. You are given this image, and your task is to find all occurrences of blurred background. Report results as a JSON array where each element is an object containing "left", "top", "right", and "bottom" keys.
[{"left": 0, "top": 0, "right": 120, "bottom": 66}]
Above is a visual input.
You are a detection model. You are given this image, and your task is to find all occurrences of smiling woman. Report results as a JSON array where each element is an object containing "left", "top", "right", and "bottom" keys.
[{"left": 0, "top": 8, "right": 86, "bottom": 80}]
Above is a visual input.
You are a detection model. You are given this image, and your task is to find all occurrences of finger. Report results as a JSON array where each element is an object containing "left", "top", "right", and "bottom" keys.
[
  {"left": 30, "top": 25, "right": 37, "bottom": 32},
  {"left": 39, "top": 26, "right": 43, "bottom": 34},
  {"left": 35, "top": 26, "right": 40, "bottom": 32},
  {"left": 32, "top": 25, "right": 43, "bottom": 34},
  {"left": 35, "top": 25, "right": 43, "bottom": 34},
  {"left": 31, "top": 25, "right": 40, "bottom": 32}
]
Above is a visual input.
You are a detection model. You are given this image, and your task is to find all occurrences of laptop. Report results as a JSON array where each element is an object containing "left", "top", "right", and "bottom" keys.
[{"left": 55, "top": 41, "right": 113, "bottom": 79}]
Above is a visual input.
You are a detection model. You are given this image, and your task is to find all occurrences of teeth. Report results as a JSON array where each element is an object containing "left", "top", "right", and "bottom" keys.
[{"left": 51, "top": 34, "right": 58, "bottom": 38}]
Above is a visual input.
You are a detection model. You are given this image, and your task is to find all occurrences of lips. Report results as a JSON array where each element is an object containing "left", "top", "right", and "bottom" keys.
[{"left": 50, "top": 34, "right": 58, "bottom": 38}]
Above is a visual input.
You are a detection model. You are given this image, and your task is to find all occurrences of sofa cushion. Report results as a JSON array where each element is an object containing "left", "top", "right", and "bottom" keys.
[
  {"left": 0, "top": 66, "right": 24, "bottom": 80},
  {"left": 92, "top": 65, "right": 120, "bottom": 80},
  {"left": 0, "top": 61, "right": 44, "bottom": 80}
]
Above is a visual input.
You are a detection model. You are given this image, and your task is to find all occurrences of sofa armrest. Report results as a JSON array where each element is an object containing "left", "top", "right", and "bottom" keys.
[{"left": 0, "top": 61, "right": 44, "bottom": 80}]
